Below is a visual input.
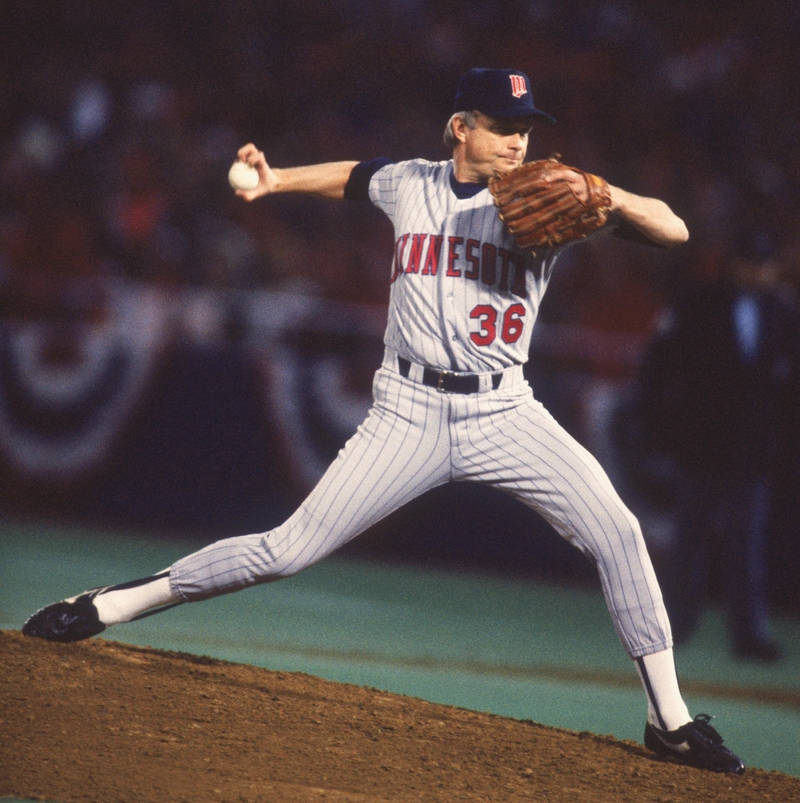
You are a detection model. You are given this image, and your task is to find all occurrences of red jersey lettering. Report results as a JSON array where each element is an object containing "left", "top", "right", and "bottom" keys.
[
  {"left": 421, "top": 235, "right": 443, "bottom": 276},
  {"left": 498, "top": 248, "right": 514, "bottom": 292},
  {"left": 481, "top": 243, "right": 496, "bottom": 286},
  {"left": 464, "top": 239, "right": 480, "bottom": 280},
  {"left": 405, "top": 234, "right": 428, "bottom": 274},
  {"left": 391, "top": 233, "right": 410, "bottom": 282},
  {"left": 446, "top": 236, "right": 463, "bottom": 277}
]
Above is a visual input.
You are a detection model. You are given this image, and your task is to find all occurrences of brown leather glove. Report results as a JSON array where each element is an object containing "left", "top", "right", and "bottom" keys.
[{"left": 489, "top": 157, "right": 612, "bottom": 250}]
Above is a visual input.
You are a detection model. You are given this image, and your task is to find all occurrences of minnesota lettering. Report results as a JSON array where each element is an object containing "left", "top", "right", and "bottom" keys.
[{"left": 391, "top": 233, "right": 528, "bottom": 298}]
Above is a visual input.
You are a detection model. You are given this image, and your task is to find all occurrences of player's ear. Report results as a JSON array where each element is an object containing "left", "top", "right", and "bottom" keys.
[{"left": 451, "top": 114, "right": 470, "bottom": 144}]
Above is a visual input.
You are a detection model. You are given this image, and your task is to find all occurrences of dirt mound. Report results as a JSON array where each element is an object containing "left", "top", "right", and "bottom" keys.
[{"left": 2, "top": 630, "right": 798, "bottom": 803}]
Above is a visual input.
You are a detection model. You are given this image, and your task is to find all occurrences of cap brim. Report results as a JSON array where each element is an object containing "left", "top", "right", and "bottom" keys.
[
  {"left": 483, "top": 108, "right": 556, "bottom": 125},
  {"left": 517, "top": 110, "right": 556, "bottom": 125}
]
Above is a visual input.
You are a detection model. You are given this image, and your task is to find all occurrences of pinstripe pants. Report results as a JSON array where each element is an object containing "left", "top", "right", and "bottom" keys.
[{"left": 171, "top": 356, "right": 672, "bottom": 658}]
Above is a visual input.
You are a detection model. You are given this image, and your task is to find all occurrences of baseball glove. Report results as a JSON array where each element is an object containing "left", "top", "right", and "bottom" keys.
[{"left": 489, "top": 156, "right": 612, "bottom": 250}]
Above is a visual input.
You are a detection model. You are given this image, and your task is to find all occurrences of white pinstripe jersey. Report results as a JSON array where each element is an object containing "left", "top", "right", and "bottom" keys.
[{"left": 369, "top": 158, "right": 564, "bottom": 374}]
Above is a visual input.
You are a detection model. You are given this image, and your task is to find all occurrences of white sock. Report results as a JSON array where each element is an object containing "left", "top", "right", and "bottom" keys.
[
  {"left": 634, "top": 648, "right": 692, "bottom": 731},
  {"left": 92, "top": 572, "right": 178, "bottom": 625}
]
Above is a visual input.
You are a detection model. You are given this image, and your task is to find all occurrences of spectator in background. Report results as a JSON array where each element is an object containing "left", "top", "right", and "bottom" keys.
[{"left": 635, "top": 231, "right": 800, "bottom": 661}]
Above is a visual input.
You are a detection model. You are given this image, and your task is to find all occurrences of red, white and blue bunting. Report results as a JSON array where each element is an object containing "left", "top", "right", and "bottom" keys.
[{"left": 0, "top": 282, "right": 170, "bottom": 480}]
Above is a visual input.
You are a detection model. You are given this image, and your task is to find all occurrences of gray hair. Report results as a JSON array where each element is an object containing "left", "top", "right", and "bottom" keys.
[{"left": 443, "top": 110, "right": 479, "bottom": 149}]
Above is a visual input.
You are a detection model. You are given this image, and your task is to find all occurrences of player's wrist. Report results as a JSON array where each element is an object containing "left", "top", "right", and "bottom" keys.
[
  {"left": 607, "top": 184, "right": 627, "bottom": 213},
  {"left": 265, "top": 167, "right": 284, "bottom": 193}
]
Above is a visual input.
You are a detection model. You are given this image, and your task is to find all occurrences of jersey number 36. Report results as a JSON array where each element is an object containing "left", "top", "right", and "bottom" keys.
[{"left": 470, "top": 303, "right": 526, "bottom": 346}]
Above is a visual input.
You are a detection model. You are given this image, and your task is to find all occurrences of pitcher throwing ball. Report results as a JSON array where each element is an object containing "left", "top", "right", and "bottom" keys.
[{"left": 23, "top": 68, "right": 744, "bottom": 775}]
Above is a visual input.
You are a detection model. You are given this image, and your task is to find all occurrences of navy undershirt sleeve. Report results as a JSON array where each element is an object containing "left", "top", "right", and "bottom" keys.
[{"left": 344, "top": 157, "right": 394, "bottom": 201}]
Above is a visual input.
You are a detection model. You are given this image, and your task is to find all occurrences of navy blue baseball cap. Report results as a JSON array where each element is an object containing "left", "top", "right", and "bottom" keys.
[{"left": 454, "top": 68, "right": 555, "bottom": 123}]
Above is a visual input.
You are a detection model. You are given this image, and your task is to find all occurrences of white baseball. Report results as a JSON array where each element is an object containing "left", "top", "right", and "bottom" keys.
[{"left": 228, "top": 161, "right": 260, "bottom": 191}]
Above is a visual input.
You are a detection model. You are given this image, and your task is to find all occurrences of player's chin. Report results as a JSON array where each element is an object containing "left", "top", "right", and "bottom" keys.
[{"left": 494, "top": 158, "right": 523, "bottom": 174}]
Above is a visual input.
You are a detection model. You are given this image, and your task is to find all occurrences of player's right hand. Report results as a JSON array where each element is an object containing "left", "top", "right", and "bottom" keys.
[{"left": 235, "top": 143, "right": 278, "bottom": 200}]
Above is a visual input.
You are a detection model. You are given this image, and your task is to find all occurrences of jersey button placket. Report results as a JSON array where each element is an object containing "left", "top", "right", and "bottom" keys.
[{"left": 447, "top": 297, "right": 457, "bottom": 341}]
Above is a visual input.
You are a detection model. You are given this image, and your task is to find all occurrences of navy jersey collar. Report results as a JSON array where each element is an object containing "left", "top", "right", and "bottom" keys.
[{"left": 449, "top": 168, "right": 487, "bottom": 199}]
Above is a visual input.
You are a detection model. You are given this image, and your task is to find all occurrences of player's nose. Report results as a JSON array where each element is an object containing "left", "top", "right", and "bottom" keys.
[{"left": 507, "top": 133, "right": 525, "bottom": 151}]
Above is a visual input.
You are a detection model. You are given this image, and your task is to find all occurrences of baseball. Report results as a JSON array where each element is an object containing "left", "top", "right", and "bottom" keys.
[{"left": 228, "top": 161, "right": 260, "bottom": 191}]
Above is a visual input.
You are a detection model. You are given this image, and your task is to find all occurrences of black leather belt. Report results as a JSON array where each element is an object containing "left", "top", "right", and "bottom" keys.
[{"left": 397, "top": 357, "right": 502, "bottom": 394}]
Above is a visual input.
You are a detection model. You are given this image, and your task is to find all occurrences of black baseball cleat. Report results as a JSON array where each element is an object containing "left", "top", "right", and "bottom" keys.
[
  {"left": 22, "top": 589, "right": 108, "bottom": 643},
  {"left": 644, "top": 714, "right": 745, "bottom": 774}
]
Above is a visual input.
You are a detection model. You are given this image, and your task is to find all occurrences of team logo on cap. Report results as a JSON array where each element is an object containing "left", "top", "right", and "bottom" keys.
[{"left": 509, "top": 74, "right": 527, "bottom": 98}]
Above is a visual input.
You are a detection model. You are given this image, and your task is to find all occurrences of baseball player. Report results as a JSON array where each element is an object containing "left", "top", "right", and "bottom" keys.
[{"left": 23, "top": 68, "right": 743, "bottom": 774}]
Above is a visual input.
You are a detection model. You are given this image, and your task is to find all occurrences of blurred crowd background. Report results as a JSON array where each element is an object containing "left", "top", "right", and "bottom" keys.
[{"left": 2, "top": 1, "right": 800, "bottom": 626}]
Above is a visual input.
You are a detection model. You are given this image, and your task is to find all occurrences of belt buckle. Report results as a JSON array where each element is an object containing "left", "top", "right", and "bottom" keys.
[{"left": 436, "top": 371, "right": 453, "bottom": 392}]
